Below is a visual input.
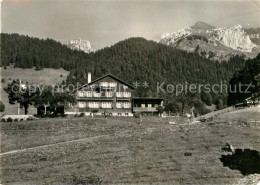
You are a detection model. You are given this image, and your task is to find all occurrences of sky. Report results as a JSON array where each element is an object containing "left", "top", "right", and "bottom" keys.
[{"left": 1, "top": 0, "right": 260, "bottom": 49}]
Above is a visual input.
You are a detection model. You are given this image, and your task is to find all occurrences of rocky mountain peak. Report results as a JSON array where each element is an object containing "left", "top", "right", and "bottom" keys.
[
  {"left": 191, "top": 21, "right": 215, "bottom": 31},
  {"left": 159, "top": 22, "right": 258, "bottom": 60},
  {"left": 213, "top": 24, "right": 256, "bottom": 52},
  {"left": 67, "top": 39, "right": 94, "bottom": 53}
]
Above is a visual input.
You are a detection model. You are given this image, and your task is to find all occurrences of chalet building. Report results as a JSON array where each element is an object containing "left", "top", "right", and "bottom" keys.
[
  {"left": 132, "top": 97, "right": 163, "bottom": 115},
  {"left": 65, "top": 73, "right": 163, "bottom": 116}
]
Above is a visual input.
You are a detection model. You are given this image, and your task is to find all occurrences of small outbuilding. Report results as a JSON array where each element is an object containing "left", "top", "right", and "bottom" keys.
[{"left": 132, "top": 97, "right": 163, "bottom": 115}]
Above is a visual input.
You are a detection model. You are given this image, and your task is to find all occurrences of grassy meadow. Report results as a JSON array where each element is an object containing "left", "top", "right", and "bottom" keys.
[
  {"left": 0, "top": 107, "right": 259, "bottom": 184},
  {"left": 0, "top": 66, "right": 69, "bottom": 115}
]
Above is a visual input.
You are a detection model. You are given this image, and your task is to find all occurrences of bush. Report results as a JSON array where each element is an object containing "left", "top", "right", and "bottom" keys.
[
  {"left": 192, "top": 99, "right": 211, "bottom": 116},
  {"left": 69, "top": 173, "right": 102, "bottom": 185},
  {"left": 34, "top": 114, "right": 46, "bottom": 118},
  {"left": 216, "top": 99, "right": 224, "bottom": 110},
  {"left": 201, "top": 92, "right": 212, "bottom": 106},
  {"left": 187, "top": 35, "right": 208, "bottom": 43},
  {"left": 61, "top": 114, "right": 67, "bottom": 118},
  {"left": 26, "top": 117, "right": 33, "bottom": 121},
  {"left": 0, "top": 101, "right": 5, "bottom": 112},
  {"left": 35, "top": 66, "right": 43, "bottom": 70},
  {"left": 1, "top": 78, "right": 5, "bottom": 83},
  {"left": 164, "top": 101, "right": 181, "bottom": 113},
  {"left": 184, "top": 152, "right": 192, "bottom": 156},
  {"left": 92, "top": 109, "right": 99, "bottom": 114},
  {"left": 134, "top": 113, "right": 140, "bottom": 118},
  {"left": 79, "top": 113, "right": 85, "bottom": 117},
  {"left": 35, "top": 113, "right": 68, "bottom": 118},
  {"left": 6, "top": 117, "right": 13, "bottom": 122}
]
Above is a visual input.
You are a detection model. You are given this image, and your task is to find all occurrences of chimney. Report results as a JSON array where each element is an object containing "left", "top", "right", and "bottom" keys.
[{"left": 88, "top": 72, "right": 91, "bottom": 83}]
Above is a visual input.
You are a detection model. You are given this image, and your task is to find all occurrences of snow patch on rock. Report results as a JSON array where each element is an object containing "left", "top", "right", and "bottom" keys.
[
  {"left": 67, "top": 39, "right": 94, "bottom": 53},
  {"left": 160, "top": 23, "right": 256, "bottom": 53},
  {"left": 213, "top": 25, "right": 256, "bottom": 52},
  {"left": 160, "top": 27, "right": 192, "bottom": 45}
]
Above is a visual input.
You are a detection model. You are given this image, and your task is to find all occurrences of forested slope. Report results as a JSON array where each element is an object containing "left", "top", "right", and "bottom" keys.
[{"left": 1, "top": 33, "right": 248, "bottom": 115}]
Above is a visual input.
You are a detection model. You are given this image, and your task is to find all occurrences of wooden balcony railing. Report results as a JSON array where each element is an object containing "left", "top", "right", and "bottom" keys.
[{"left": 133, "top": 107, "right": 157, "bottom": 112}]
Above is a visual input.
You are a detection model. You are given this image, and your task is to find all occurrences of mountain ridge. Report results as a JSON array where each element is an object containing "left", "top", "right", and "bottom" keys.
[
  {"left": 190, "top": 21, "right": 216, "bottom": 31},
  {"left": 1, "top": 33, "right": 248, "bottom": 114},
  {"left": 159, "top": 22, "right": 259, "bottom": 60},
  {"left": 67, "top": 39, "right": 95, "bottom": 53}
]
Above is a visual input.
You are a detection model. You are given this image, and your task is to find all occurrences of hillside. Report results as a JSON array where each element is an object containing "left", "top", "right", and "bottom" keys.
[
  {"left": 228, "top": 54, "right": 260, "bottom": 105},
  {"left": 0, "top": 116, "right": 259, "bottom": 184},
  {"left": 1, "top": 34, "right": 248, "bottom": 115},
  {"left": 215, "top": 105, "right": 260, "bottom": 122},
  {"left": 0, "top": 66, "right": 69, "bottom": 115},
  {"left": 160, "top": 22, "right": 259, "bottom": 61},
  {"left": 1, "top": 33, "right": 87, "bottom": 70},
  {"left": 67, "top": 37, "right": 247, "bottom": 115},
  {"left": 190, "top": 21, "right": 215, "bottom": 31},
  {"left": 245, "top": 27, "right": 260, "bottom": 35}
]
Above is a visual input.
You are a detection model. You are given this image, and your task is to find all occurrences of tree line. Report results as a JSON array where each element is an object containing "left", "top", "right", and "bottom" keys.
[
  {"left": 228, "top": 54, "right": 260, "bottom": 105},
  {"left": 4, "top": 80, "right": 76, "bottom": 115},
  {"left": 1, "top": 33, "right": 248, "bottom": 115}
]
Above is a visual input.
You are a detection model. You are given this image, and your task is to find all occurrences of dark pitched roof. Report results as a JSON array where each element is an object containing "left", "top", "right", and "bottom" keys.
[{"left": 78, "top": 73, "right": 135, "bottom": 90}]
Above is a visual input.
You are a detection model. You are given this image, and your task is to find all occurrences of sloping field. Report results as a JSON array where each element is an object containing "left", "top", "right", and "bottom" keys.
[
  {"left": 215, "top": 106, "right": 260, "bottom": 122},
  {"left": 0, "top": 67, "right": 69, "bottom": 115},
  {"left": 197, "top": 105, "right": 260, "bottom": 122},
  {"left": 0, "top": 115, "right": 259, "bottom": 184}
]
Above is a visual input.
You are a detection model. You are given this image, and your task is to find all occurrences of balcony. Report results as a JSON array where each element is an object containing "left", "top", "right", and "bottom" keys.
[
  {"left": 77, "top": 96, "right": 114, "bottom": 100},
  {"left": 77, "top": 91, "right": 131, "bottom": 100},
  {"left": 133, "top": 107, "right": 157, "bottom": 112},
  {"left": 116, "top": 92, "right": 131, "bottom": 99},
  {"left": 100, "top": 82, "right": 117, "bottom": 87}
]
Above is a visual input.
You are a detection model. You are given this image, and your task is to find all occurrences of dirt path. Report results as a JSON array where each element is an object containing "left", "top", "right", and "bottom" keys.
[
  {"left": 0, "top": 127, "right": 148, "bottom": 156},
  {"left": 0, "top": 134, "right": 112, "bottom": 156}
]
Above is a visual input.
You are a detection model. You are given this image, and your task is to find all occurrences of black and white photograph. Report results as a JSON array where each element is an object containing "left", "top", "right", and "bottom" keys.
[{"left": 0, "top": 0, "right": 260, "bottom": 184}]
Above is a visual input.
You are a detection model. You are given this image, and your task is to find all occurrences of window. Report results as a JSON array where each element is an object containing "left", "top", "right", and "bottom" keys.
[
  {"left": 100, "top": 82, "right": 108, "bottom": 87},
  {"left": 93, "top": 92, "right": 101, "bottom": 97},
  {"left": 89, "top": 102, "right": 99, "bottom": 108},
  {"left": 116, "top": 102, "right": 122, "bottom": 108},
  {"left": 78, "top": 102, "right": 86, "bottom": 108},
  {"left": 123, "top": 92, "right": 131, "bottom": 97},
  {"left": 116, "top": 92, "right": 123, "bottom": 97},
  {"left": 86, "top": 91, "right": 92, "bottom": 97},
  {"left": 109, "top": 82, "right": 117, "bottom": 87},
  {"left": 124, "top": 102, "right": 131, "bottom": 108},
  {"left": 125, "top": 113, "right": 129, "bottom": 116},
  {"left": 78, "top": 91, "right": 84, "bottom": 97},
  {"left": 102, "top": 102, "right": 112, "bottom": 108},
  {"left": 118, "top": 113, "right": 122, "bottom": 116},
  {"left": 148, "top": 104, "right": 152, "bottom": 108},
  {"left": 89, "top": 102, "right": 93, "bottom": 108},
  {"left": 95, "top": 87, "right": 100, "bottom": 93},
  {"left": 106, "top": 92, "right": 113, "bottom": 97},
  {"left": 141, "top": 104, "right": 145, "bottom": 108}
]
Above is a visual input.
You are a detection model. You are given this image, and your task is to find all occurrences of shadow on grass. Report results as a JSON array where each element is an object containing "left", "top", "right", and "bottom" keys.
[{"left": 220, "top": 148, "right": 260, "bottom": 175}]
